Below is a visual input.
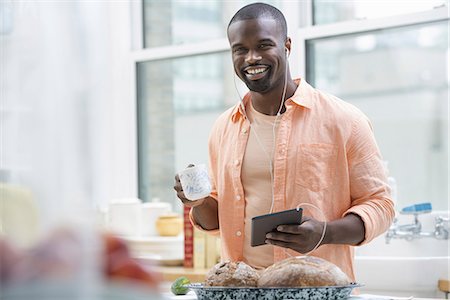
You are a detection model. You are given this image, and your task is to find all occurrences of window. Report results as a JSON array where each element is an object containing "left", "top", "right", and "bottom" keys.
[
  {"left": 306, "top": 20, "right": 448, "bottom": 210},
  {"left": 134, "top": 1, "right": 448, "bottom": 212},
  {"left": 313, "top": 0, "right": 447, "bottom": 25},
  {"left": 136, "top": 52, "right": 238, "bottom": 207},
  {"left": 142, "top": 0, "right": 280, "bottom": 47}
]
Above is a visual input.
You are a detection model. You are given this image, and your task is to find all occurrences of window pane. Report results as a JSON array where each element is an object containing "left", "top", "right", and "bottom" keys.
[
  {"left": 136, "top": 52, "right": 241, "bottom": 208},
  {"left": 306, "top": 21, "right": 449, "bottom": 210},
  {"left": 143, "top": 0, "right": 280, "bottom": 48},
  {"left": 313, "top": 0, "right": 448, "bottom": 25}
]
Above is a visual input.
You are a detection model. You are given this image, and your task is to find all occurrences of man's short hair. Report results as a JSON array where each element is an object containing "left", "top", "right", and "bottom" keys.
[{"left": 227, "top": 2, "right": 287, "bottom": 39}]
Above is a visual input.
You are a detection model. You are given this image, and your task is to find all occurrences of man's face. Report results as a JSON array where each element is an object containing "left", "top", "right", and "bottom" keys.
[{"left": 228, "top": 18, "right": 287, "bottom": 94}]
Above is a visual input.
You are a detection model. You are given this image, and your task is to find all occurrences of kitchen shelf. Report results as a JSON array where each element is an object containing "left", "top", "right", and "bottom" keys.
[{"left": 153, "top": 266, "right": 208, "bottom": 283}]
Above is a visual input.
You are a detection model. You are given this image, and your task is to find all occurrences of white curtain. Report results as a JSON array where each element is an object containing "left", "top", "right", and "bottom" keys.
[
  {"left": 0, "top": 1, "right": 157, "bottom": 299},
  {"left": 1, "top": 1, "right": 114, "bottom": 233}
]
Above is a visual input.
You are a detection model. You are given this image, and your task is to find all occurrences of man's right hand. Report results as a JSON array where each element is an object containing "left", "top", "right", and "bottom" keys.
[
  {"left": 173, "top": 165, "right": 219, "bottom": 230},
  {"left": 173, "top": 171, "right": 206, "bottom": 208}
]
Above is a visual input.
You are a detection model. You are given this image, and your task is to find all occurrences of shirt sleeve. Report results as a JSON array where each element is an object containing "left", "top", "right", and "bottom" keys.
[
  {"left": 188, "top": 207, "right": 220, "bottom": 235},
  {"left": 343, "top": 115, "right": 395, "bottom": 244}
]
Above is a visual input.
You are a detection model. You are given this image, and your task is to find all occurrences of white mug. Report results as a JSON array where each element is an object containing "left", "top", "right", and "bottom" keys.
[
  {"left": 140, "top": 201, "right": 172, "bottom": 236},
  {"left": 108, "top": 198, "right": 142, "bottom": 236},
  {"left": 178, "top": 164, "right": 211, "bottom": 201}
]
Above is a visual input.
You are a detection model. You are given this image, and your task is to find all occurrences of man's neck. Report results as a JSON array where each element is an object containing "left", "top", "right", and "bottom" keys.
[{"left": 250, "top": 78, "right": 298, "bottom": 116}]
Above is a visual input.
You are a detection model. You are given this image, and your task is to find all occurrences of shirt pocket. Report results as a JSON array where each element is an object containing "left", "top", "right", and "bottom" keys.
[{"left": 295, "top": 143, "right": 338, "bottom": 192}]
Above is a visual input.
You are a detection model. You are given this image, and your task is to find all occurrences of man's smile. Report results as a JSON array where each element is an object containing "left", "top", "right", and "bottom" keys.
[{"left": 243, "top": 65, "right": 270, "bottom": 80}]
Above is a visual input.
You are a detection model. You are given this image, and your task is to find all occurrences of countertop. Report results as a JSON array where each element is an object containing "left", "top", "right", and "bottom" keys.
[
  {"left": 154, "top": 266, "right": 208, "bottom": 282},
  {"left": 155, "top": 267, "right": 446, "bottom": 300}
]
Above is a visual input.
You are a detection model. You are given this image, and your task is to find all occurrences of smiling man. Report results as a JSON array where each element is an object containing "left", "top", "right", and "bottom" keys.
[
  {"left": 229, "top": 17, "right": 292, "bottom": 97},
  {"left": 174, "top": 2, "right": 394, "bottom": 281}
]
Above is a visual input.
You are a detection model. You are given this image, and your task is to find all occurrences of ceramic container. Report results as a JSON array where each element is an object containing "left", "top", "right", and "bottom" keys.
[{"left": 155, "top": 213, "right": 183, "bottom": 236}]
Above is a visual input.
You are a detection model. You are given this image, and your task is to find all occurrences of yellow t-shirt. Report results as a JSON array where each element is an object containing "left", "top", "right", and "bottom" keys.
[{"left": 241, "top": 102, "right": 280, "bottom": 270}]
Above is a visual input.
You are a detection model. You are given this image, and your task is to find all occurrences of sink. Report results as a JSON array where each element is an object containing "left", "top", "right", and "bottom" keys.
[{"left": 354, "top": 211, "right": 449, "bottom": 298}]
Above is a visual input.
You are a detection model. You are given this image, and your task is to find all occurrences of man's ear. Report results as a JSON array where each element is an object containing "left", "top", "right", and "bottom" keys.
[{"left": 285, "top": 37, "right": 292, "bottom": 55}]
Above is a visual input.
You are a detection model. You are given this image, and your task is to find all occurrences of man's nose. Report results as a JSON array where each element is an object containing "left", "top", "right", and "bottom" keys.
[{"left": 245, "top": 50, "right": 262, "bottom": 64}]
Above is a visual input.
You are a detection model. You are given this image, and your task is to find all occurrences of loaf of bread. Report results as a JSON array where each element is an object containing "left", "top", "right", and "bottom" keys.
[
  {"left": 258, "top": 256, "right": 351, "bottom": 287},
  {"left": 205, "top": 261, "right": 259, "bottom": 287}
]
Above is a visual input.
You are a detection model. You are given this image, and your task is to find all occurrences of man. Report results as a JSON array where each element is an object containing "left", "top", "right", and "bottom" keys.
[{"left": 174, "top": 2, "right": 394, "bottom": 281}]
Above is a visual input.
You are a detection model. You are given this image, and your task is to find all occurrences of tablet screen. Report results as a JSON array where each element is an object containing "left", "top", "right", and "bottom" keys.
[{"left": 251, "top": 208, "right": 303, "bottom": 247}]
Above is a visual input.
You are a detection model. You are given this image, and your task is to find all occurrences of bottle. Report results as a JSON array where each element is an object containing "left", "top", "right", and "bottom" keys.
[
  {"left": 383, "top": 161, "right": 397, "bottom": 205},
  {"left": 388, "top": 176, "right": 397, "bottom": 205}
]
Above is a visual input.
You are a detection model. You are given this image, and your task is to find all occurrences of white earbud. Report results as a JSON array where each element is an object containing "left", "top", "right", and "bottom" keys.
[{"left": 285, "top": 48, "right": 290, "bottom": 57}]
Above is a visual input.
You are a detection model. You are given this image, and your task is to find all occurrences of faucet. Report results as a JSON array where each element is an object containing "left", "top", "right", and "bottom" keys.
[
  {"left": 435, "top": 215, "right": 450, "bottom": 240},
  {"left": 385, "top": 202, "right": 449, "bottom": 243}
]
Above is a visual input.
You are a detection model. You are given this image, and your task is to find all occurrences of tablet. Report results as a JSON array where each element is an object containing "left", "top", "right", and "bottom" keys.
[{"left": 251, "top": 208, "right": 303, "bottom": 247}]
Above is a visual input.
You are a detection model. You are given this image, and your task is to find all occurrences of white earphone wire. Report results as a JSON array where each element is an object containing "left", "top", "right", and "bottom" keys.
[
  {"left": 233, "top": 54, "right": 288, "bottom": 214},
  {"left": 233, "top": 51, "right": 328, "bottom": 256}
]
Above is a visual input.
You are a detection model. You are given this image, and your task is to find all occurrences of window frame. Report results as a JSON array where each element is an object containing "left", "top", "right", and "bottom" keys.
[{"left": 297, "top": 6, "right": 449, "bottom": 78}]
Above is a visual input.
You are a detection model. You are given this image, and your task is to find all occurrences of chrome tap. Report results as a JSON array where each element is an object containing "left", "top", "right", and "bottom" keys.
[
  {"left": 435, "top": 216, "right": 449, "bottom": 240},
  {"left": 385, "top": 203, "right": 449, "bottom": 243},
  {"left": 386, "top": 213, "right": 424, "bottom": 243}
]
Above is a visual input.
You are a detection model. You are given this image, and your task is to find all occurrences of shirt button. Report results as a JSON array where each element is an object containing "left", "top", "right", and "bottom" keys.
[
  {"left": 236, "top": 195, "right": 241, "bottom": 201},
  {"left": 236, "top": 231, "right": 242, "bottom": 236},
  {"left": 234, "top": 160, "right": 239, "bottom": 166},
  {"left": 241, "top": 128, "right": 247, "bottom": 134}
]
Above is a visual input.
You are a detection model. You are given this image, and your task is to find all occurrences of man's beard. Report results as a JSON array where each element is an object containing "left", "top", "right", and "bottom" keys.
[{"left": 242, "top": 75, "right": 271, "bottom": 93}]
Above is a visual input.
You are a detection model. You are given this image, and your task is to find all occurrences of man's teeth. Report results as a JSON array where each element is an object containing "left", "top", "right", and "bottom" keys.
[{"left": 247, "top": 68, "right": 266, "bottom": 75}]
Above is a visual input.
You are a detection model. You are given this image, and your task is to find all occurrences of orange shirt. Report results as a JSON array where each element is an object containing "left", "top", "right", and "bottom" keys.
[{"left": 191, "top": 78, "right": 394, "bottom": 281}]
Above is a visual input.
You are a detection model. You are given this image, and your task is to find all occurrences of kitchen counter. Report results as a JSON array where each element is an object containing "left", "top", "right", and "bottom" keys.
[
  {"left": 155, "top": 267, "right": 446, "bottom": 300},
  {"left": 351, "top": 296, "right": 444, "bottom": 300},
  {"left": 154, "top": 266, "right": 208, "bottom": 282}
]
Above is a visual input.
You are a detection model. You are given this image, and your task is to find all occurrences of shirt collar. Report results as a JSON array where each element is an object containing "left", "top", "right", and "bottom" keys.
[
  {"left": 290, "top": 78, "right": 314, "bottom": 109},
  {"left": 231, "top": 78, "right": 314, "bottom": 123}
]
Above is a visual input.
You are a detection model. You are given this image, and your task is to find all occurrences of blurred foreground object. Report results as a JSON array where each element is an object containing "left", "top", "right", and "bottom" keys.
[
  {"left": 0, "top": 227, "right": 162, "bottom": 299},
  {"left": 0, "top": 182, "right": 39, "bottom": 248},
  {"left": 103, "top": 232, "right": 161, "bottom": 288}
]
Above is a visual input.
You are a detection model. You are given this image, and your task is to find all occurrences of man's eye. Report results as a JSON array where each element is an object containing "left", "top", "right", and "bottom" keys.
[
  {"left": 259, "top": 44, "right": 270, "bottom": 49},
  {"left": 233, "top": 47, "right": 246, "bottom": 53}
]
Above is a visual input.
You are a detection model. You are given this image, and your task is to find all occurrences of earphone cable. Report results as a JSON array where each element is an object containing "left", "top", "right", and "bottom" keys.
[
  {"left": 233, "top": 56, "right": 288, "bottom": 214},
  {"left": 233, "top": 54, "right": 327, "bottom": 256}
]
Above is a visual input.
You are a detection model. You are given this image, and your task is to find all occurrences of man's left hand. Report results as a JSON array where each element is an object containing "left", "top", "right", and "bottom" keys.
[{"left": 264, "top": 217, "right": 326, "bottom": 253}]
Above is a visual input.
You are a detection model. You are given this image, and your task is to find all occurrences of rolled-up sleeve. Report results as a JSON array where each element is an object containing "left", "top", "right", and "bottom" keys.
[
  {"left": 344, "top": 116, "right": 395, "bottom": 244},
  {"left": 189, "top": 207, "right": 220, "bottom": 235}
]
